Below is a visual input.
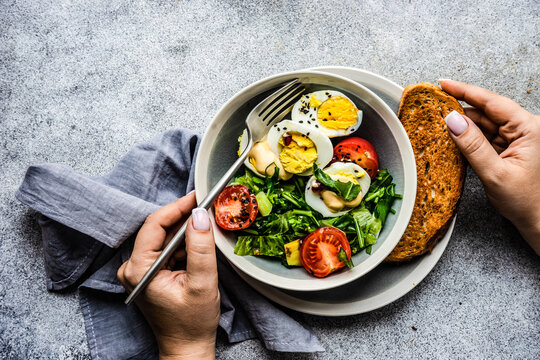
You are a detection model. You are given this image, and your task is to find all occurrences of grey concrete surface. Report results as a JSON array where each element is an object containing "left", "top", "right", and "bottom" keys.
[{"left": 1, "top": 0, "right": 539, "bottom": 359}]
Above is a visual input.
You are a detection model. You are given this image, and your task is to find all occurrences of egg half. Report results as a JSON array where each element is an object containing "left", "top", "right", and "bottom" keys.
[
  {"left": 267, "top": 120, "right": 333, "bottom": 176},
  {"left": 238, "top": 129, "right": 292, "bottom": 180},
  {"left": 291, "top": 90, "right": 363, "bottom": 137},
  {"left": 305, "top": 162, "right": 371, "bottom": 218}
]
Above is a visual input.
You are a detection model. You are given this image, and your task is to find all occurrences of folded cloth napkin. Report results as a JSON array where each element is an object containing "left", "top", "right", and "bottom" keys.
[{"left": 16, "top": 129, "right": 324, "bottom": 360}]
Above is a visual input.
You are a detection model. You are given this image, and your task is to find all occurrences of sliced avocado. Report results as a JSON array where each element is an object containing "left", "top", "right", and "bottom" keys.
[{"left": 284, "top": 239, "right": 302, "bottom": 266}]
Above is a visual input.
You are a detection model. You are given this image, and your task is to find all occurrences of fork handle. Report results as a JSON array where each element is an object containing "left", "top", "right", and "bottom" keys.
[
  {"left": 198, "top": 136, "right": 252, "bottom": 209},
  {"left": 125, "top": 137, "right": 253, "bottom": 305}
]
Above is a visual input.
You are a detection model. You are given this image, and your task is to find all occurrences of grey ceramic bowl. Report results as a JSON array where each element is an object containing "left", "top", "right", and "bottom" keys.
[{"left": 195, "top": 70, "right": 416, "bottom": 292}]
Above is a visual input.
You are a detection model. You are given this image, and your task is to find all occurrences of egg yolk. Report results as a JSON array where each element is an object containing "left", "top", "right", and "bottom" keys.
[
  {"left": 278, "top": 132, "right": 318, "bottom": 174},
  {"left": 332, "top": 171, "right": 361, "bottom": 184},
  {"left": 317, "top": 96, "right": 358, "bottom": 130},
  {"left": 237, "top": 134, "right": 243, "bottom": 156},
  {"left": 309, "top": 95, "right": 322, "bottom": 108}
]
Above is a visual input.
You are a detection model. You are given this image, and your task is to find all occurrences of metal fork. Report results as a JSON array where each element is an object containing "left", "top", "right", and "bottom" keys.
[{"left": 124, "top": 79, "right": 306, "bottom": 305}]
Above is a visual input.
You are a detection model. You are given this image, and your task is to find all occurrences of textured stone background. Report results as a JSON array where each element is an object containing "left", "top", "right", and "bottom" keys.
[{"left": 1, "top": 0, "right": 539, "bottom": 359}]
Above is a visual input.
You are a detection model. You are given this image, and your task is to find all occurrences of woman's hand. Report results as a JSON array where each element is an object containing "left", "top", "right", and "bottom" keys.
[
  {"left": 441, "top": 80, "right": 540, "bottom": 255},
  {"left": 117, "top": 192, "right": 220, "bottom": 360}
]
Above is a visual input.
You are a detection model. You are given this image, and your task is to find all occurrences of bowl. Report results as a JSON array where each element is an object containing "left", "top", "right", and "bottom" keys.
[{"left": 194, "top": 70, "right": 416, "bottom": 292}]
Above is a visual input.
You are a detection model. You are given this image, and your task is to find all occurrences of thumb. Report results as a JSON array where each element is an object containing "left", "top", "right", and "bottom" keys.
[
  {"left": 444, "top": 110, "right": 504, "bottom": 182},
  {"left": 184, "top": 208, "right": 218, "bottom": 290}
]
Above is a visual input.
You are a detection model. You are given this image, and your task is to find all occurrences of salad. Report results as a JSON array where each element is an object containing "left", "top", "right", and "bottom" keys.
[{"left": 213, "top": 90, "right": 401, "bottom": 278}]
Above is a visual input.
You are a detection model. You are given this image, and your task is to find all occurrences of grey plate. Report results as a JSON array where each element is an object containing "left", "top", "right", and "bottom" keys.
[
  {"left": 231, "top": 67, "right": 455, "bottom": 316},
  {"left": 195, "top": 70, "right": 417, "bottom": 292}
]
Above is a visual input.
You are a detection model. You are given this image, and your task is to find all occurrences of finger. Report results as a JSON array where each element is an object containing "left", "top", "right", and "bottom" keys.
[
  {"left": 166, "top": 248, "right": 188, "bottom": 269},
  {"left": 132, "top": 192, "right": 197, "bottom": 260},
  {"left": 490, "top": 135, "right": 509, "bottom": 154},
  {"left": 185, "top": 208, "right": 218, "bottom": 290},
  {"left": 163, "top": 213, "right": 191, "bottom": 248},
  {"left": 445, "top": 111, "right": 505, "bottom": 182},
  {"left": 117, "top": 261, "right": 133, "bottom": 292},
  {"left": 464, "top": 108, "right": 499, "bottom": 140},
  {"left": 173, "top": 248, "right": 187, "bottom": 261},
  {"left": 440, "top": 80, "right": 529, "bottom": 128},
  {"left": 145, "top": 192, "right": 196, "bottom": 230}
]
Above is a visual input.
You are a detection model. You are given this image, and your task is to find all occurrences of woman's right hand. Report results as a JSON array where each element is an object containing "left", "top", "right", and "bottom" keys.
[
  {"left": 117, "top": 193, "right": 220, "bottom": 360},
  {"left": 440, "top": 80, "right": 540, "bottom": 255}
]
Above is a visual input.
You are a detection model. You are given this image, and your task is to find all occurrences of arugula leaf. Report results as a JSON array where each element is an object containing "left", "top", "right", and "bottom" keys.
[
  {"left": 312, "top": 164, "right": 361, "bottom": 201},
  {"left": 353, "top": 216, "right": 364, "bottom": 249},
  {"left": 264, "top": 164, "right": 280, "bottom": 194},
  {"left": 363, "top": 170, "right": 402, "bottom": 227},
  {"left": 338, "top": 248, "right": 354, "bottom": 268}
]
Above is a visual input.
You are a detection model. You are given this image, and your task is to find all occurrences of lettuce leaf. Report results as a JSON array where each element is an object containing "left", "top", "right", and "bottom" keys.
[
  {"left": 231, "top": 169, "right": 265, "bottom": 193},
  {"left": 234, "top": 234, "right": 294, "bottom": 257}
]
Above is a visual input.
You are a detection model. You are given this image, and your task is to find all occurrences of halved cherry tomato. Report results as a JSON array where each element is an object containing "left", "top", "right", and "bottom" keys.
[
  {"left": 300, "top": 227, "right": 351, "bottom": 278},
  {"left": 214, "top": 185, "right": 258, "bottom": 230},
  {"left": 334, "top": 137, "right": 379, "bottom": 179}
]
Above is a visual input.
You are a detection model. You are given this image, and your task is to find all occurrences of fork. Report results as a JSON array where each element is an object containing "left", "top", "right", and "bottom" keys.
[{"left": 124, "top": 79, "right": 306, "bottom": 305}]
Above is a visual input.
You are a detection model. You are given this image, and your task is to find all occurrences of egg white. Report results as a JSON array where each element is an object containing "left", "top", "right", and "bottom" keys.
[
  {"left": 291, "top": 90, "right": 363, "bottom": 138},
  {"left": 266, "top": 120, "right": 333, "bottom": 176},
  {"left": 305, "top": 162, "right": 371, "bottom": 218}
]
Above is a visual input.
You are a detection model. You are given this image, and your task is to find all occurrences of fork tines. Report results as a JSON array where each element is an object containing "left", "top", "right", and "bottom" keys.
[{"left": 258, "top": 80, "right": 306, "bottom": 126}]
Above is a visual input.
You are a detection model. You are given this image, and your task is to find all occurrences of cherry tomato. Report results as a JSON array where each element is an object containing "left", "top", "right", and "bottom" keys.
[
  {"left": 300, "top": 227, "right": 351, "bottom": 278},
  {"left": 214, "top": 185, "right": 258, "bottom": 231},
  {"left": 334, "top": 137, "right": 379, "bottom": 179}
]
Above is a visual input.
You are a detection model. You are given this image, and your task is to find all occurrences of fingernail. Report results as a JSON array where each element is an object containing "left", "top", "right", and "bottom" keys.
[
  {"left": 438, "top": 78, "right": 453, "bottom": 83},
  {"left": 187, "top": 190, "right": 195, "bottom": 196},
  {"left": 445, "top": 110, "right": 469, "bottom": 136},
  {"left": 192, "top": 208, "right": 210, "bottom": 231}
]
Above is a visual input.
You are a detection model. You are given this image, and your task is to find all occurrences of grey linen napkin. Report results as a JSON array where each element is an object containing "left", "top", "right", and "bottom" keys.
[{"left": 16, "top": 129, "right": 324, "bottom": 359}]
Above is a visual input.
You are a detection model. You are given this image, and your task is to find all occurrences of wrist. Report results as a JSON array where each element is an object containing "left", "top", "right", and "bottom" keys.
[
  {"left": 519, "top": 223, "right": 540, "bottom": 256},
  {"left": 514, "top": 210, "right": 540, "bottom": 256},
  {"left": 157, "top": 335, "right": 216, "bottom": 360}
]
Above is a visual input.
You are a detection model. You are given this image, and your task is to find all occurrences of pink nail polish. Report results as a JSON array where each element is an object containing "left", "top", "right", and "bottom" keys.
[
  {"left": 192, "top": 208, "right": 210, "bottom": 231},
  {"left": 445, "top": 110, "right": 468, "bottom": 136}
]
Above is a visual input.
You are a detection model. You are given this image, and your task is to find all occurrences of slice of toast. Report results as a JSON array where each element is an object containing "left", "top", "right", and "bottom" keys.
[{"left": 386, "top": 82, "right": 466, "bottom": 262}]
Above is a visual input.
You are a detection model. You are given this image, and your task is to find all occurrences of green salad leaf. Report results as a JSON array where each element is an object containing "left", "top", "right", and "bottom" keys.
[
  {"left": 228, "top": 165, "right": 401, "bottom": 261},
  {"left": 234, "top": 234, "right": 295, "bottom": 257},
  {"left": 363, "top": 169, "right": 403, "bottom": 228},
  {"left": 319, "top": 169, "right": 402, "bottom": 255},
  {"left": 255, "top": 191, "right": 272, "bottom": 216},
  {"left": 312, "top": 164, "right": 361, "bottom": 201},
  {"left": 338, "top": 248, "right": 354, "bottom": 268},
  {"left": 231, "top": 169, "right": 265, "bottom": 193}
]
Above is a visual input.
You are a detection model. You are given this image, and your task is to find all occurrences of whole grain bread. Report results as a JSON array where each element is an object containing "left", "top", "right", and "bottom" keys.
[{"left": 386, "top": 82, "right": 466, "bottom": 262}]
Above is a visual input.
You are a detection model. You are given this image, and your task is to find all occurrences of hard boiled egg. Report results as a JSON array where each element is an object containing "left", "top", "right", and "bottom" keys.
[
  {"left": 238, "top": 129, "right": 292, "bottom": 180},
  {"left": 305, "top": 162, "right": 371, "bottom": 218},
  {"left": 291, "top": 90, "right": 363, "bottom": 137},
  {"left": 266, "top": 120, "right": 333, "bottom": 176}
]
